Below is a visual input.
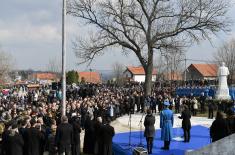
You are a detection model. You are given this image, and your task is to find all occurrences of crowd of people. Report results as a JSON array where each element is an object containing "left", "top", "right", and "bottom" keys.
[{"left": 0, "top": 82, "right": 234, "bottom": 155}]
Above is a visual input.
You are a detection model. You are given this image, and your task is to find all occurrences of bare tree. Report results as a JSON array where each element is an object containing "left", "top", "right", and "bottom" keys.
[
  {"left": 112, "top": 61, "right": 124, "bottom": 85},
  {"left": 46, "top": 58, "right": 61, "bottom": 73},
  {"left": 68, "top": 0, "right": 232, "bottom": 95},
  {"left": 0, "top": 49, "right": 13, "bottom": 82},
  {"left": 214, "top": 39, "right": 235, "bottom": 84}
]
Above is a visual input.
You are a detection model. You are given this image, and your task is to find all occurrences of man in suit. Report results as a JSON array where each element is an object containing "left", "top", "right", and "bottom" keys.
[
  {"left": 178, "top": 105, "right": 191, "bottom": 142},
  {"left": 56, "top": 116, "right": 73, "bottom": 155},
  {"left": 160, "top": 101, "right": 174, "bottom": 150},
  {"left": 144, "top": 109, "right": 155, "bottom": 154}
]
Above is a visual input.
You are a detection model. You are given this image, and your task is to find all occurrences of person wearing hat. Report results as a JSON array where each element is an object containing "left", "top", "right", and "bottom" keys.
[
  {"left": 160, "top": 101, "right": 174, "bottom": 150},
  {"left": 144, "top": 109, "right": 155, "bottom": 154}
]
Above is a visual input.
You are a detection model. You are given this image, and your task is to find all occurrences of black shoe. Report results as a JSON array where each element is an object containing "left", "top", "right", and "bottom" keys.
[{"left": 161, "top": 147, "right": 169, "bottom": 150}]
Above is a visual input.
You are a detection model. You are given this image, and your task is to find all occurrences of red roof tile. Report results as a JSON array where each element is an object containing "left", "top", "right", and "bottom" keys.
[
  {"left": 127, "top": 66, "right": 157, "bottom": 75},
  {"left": 32, "top": 73, "right": 58, "bottom": 80},
  {"left": 78, "top": 72, "right": 101, "bottom": 84},
  {"left": 190, "top": 64, "right": 218, "bottom": 77}
]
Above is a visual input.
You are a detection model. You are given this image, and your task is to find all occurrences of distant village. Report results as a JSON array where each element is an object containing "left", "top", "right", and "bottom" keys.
[{"left": 1, "top": 63, "right": 234, "bottom": 89}]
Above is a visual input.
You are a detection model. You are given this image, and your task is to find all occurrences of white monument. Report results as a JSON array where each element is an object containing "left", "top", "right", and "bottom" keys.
[{"left": 216, "top": 62, "right": 231, "bottom": 100}]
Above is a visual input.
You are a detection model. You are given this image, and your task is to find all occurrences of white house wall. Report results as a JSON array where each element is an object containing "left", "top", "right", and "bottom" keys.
[{"left": 133, "top": 75, "right": 157, "bottom": 82}]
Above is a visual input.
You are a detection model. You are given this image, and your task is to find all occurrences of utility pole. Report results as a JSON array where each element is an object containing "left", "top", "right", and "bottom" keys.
[
  {"left": 62, "top": 0, "right": 67, "bottom": 116},
  {"left": 184, "top": 57, "right": 187, "bottom": 85}
]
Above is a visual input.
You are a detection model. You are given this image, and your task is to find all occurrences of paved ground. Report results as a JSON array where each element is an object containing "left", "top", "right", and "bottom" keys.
[{"left": 111, "top": 113, "right": 214, "bottom": 133}]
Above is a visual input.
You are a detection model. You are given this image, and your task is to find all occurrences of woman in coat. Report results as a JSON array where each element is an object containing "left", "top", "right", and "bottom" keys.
[
  {"left": 178, "top": 105, "right": 191, "bottom": 142},
  {"left": 160, "top": 101, "right": 174, "bottom": 150},
  {"left": 144, "top": 109, "right": 156, "bottom": 154}
]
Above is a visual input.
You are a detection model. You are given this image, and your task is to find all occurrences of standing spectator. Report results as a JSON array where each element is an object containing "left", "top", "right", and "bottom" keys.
[
  {"left": 94, "top": 117, "right": 103, "bottom": 155},
  {"left": 178, "top": 105, "right": 191, "bottom": 142},
  {"left": 71, "top": 117, "right": 81, "bottom": 155},
  {"left": 160, "top": 101, "right": 174, "bottom": 150},
  {"left": 83, "top": 115, "right": 95, "bottom": 154},
  {"left": 2, "top": 123, "right": 24, "bottom": 155},
  {"left": 45, "top": 124, "right": 57, "bottom": 155},
  {"left": 192, "top": 97, "right": 198, "bottom": 116},
  {"left": 226, "top": 109, "right": 235, "bottom": 135},
  {"left": 24, "top": 118, "right": 44, "bottom": 155},
  {"left": 174, "top": 95, "right": 180, "bottom": 114},
  {"left": 56, "top": 116, "right": 73, "bottom": 155},
  {"left": 99, "top": 118, "right": 115, "bottom": 155},
  {"left": 208, "top": 98, "right": 214, "bottom": 119},
  {"left": 140, "top": 93, "right": 145, "bottom": 113},
  {"left": 144, "top": 109, "right": 155, "bottom": 154},
  {"left": 150, "top": 96, "right": 157, "bottom": 114},
  {"left": 135, "top": 93, "right": 141, "bottom": 112},
  {"left": 199, "top": 93, "right": 206, "bottom": 113},
  {"left": 210, "top": 111, "right": 230, "bottom": 142}
]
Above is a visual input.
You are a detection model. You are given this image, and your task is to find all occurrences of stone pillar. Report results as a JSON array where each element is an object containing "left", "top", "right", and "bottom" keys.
[{"left": 215, "top": 62, "right": 230, "bottom": 100}]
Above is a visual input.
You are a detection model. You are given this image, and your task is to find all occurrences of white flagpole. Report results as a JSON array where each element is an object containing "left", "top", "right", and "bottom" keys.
[{"left": 62, "top": 0, "right": 67, "bottom": 116}]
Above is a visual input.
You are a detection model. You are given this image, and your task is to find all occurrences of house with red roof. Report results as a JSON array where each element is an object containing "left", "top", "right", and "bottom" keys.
[
  {"left": 29, "top": 72, "right": 59, "bottom": 84},
  {"left": 123, "top": 66, "right": 157, "bottom": 82},
  {"left": 186, "top": 64, "right": 218, "bottom": 80},
  {"left": 163, "top": 72, "right": 183, "bottom": 81},
  {"left": 78, "top": 71, "right": 101, "bottom": 84}
]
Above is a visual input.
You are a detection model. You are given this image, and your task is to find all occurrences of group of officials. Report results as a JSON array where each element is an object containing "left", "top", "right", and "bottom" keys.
[
  {"left": 144, "top": 101, "right": 174, "bottom": 154},
  {"left": 144, "top": 100, "right": 235, "bottom": 154}
]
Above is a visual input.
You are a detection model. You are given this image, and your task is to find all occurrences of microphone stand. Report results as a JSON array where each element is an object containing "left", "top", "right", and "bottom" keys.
[
  {"left": 138, "top": 112, "right": 145, "bottom": 147},
  {"left": 127, "top": 111, "right": 132, "bottom": 149}
]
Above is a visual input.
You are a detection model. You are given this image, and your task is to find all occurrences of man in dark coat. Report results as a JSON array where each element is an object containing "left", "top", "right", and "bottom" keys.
[
  {"left": 71, "top": 116, "right": 81, "bottom": 155},
  {"left": 144, "top": 109, "right": 155, "bottom": 154},
  {"left": 83, "top": 115, "right": 95, "bottom": 154},
  {"left": 2, "top": 123, "right": 24, "bottom": 155},
  {"left": 208, "top": 98, "right": 214, "bottom": 119},
  {"left": 178, "top": 105, "right": 191, "bottom": 142},
  {"left": 56, "top": 116, "right": 73, "bottom": 155},
  {"left": 99, "top": 118, "right": 115, "bottom": 155},
  {"left": 210, "top": 111, "right": 230, "bottom": 142},
  {"left": 135, "top": 93, "right": 141, "bottom": 112},
  {"left": 24, "top": 118, "right": 45, "bottom": 155},
  {"left": 94, "top": 117, "right": 103, "bottom": 155}
]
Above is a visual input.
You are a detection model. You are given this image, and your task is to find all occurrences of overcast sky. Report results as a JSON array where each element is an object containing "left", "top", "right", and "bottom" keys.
[{"left": 0, "top": 0, "right": 235, "bottom": 71}]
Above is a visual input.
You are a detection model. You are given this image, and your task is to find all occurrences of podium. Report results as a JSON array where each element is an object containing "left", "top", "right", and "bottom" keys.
[{"left": 133, "top": 147, "right": 148, "bottom": 155}]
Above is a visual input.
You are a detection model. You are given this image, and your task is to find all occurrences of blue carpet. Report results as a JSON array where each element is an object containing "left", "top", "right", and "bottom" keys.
[{"left": 113, "top": 125, "right": 211, "bottom": 155}]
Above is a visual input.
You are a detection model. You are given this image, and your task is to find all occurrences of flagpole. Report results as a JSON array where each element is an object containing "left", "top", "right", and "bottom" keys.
[{"left": 62, "top": 0, "right": 66, "bottom": 116}]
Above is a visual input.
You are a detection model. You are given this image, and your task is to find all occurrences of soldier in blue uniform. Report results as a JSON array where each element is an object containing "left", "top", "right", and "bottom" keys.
[{"left": 160, "top": 101, "right": 174, "bottom": 150}]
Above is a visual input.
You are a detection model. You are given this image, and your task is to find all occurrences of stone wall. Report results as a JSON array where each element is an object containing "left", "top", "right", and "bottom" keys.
[{"left": 186, "top": 134, "right": 235, "bottom": 155}]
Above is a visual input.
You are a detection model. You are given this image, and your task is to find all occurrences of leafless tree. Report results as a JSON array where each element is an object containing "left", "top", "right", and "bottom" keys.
[
  {"left": 0, "top": 49, "right": 13, "bottom": 82},
  {"left": 112, "top": 61, "right": 125, "bottom": 85},
  {"left": 68, "top": 0, "right": 232, "bottom": 95},
  {"left": 214, "top": 39, "right": 235, "bottom": 84},
  {"left": 112, "top": 62, "right": 124, "bottom": 79},
  {"left": 46, "top": 58, "right": 61, "bottom": 73}
]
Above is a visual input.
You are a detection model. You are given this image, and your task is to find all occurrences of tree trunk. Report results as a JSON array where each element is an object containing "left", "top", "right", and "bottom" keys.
[
  {"left": 144, "top": 63, "right": 153, "bottom": 96},
  {"left": 144, "top": 51, "right": 154, "bottom": 96}
]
